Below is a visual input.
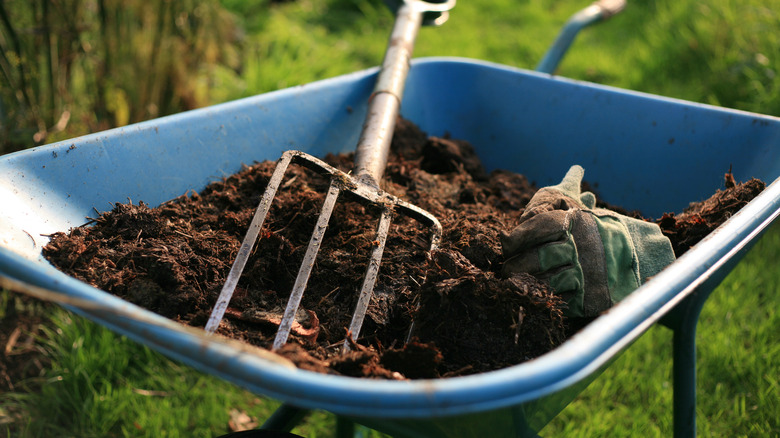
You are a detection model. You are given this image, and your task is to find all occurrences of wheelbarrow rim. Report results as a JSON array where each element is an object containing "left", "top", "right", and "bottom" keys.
[{"left": 2, "top": 174, "right": 778, "bottom": 418}]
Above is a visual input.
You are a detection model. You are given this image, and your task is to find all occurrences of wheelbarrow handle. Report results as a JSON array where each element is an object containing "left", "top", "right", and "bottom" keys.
[
  {"left": 593, "top": 0, "right": 626, "bottom": 18},
  {"left": 535, "top": 0, "right": 626, "bottom": 74}
]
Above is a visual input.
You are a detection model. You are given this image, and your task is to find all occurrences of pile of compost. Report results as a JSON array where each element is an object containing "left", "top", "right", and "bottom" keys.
[{"left": 42, "top": 118, "right": 765, "bottom": 379}]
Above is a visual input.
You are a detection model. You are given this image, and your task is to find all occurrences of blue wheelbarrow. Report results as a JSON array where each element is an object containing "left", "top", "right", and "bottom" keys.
[{"left": 1, "top": 2, "right": 779, "bottom": 437}]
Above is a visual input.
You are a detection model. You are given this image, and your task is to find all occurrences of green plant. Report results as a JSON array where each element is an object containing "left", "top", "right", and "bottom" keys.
[{"left": 0, "top": 0, "right": 242, "bottom": 153}]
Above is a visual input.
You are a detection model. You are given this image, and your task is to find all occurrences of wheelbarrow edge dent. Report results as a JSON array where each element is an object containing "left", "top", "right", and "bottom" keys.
[{"left": 0, "top": 57, "right": 778, "bottom": 419}]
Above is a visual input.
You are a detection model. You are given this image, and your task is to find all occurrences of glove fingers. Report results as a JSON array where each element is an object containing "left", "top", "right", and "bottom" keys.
[
  {"left": 520, "top": 189, "right": 582, "bottom": 223},
  {"left": 502, "top": 238, "right": 585, "bottom": 315},
  {"left": 580, "top": 191, "right": 596, "bottom": 209},
  {"left": 500, "top": 209, "right": 572, "bottom": 257},
  {"left": 551, "top": 165, "right": 585, "bottom": 198},
  {"left": 501, "top": 209, "right": 616, "bottom": 317},
  {"left": 502, "top": 230, "right": 579, "bottom": 283},
  {"left": 521, "top": 189, "right": 583, "bottom": 220},
  {"left": 502, "top": 250, "right": 542, "bottom": 276}
]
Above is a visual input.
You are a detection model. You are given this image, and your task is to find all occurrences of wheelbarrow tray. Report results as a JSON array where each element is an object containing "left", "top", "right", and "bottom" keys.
[{"left": 1, "top": 57, "right": 779, "bottom": 437}]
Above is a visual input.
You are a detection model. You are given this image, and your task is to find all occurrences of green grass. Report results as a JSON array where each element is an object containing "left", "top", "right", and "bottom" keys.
[
  {"left": 2, "top": 309, "right": 340, "bottom": 437},
  {"left": 219, "top": 0, "right": 780, "bottom": 117},
  {"left": 2, "top": 0, "right": 779, "bottom": 436}
]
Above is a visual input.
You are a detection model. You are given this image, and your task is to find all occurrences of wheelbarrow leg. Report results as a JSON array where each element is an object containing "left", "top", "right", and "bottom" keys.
[
  {"left": 669, "top": 288, "right": 710, "bottom": 438},
  {"left": 261, "top": 403, "right": 310, "bottom": 432},
  {"left": 336, "top": 416, "right": 356, "bottom": 438},
  {"left": 261, "top": 404, "right": 361, "bottom": 437}
]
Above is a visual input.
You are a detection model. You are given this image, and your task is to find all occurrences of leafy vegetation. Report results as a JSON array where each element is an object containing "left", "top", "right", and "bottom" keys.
[{"left": 0, "top": 0, "right": 241, "bottom": 153}]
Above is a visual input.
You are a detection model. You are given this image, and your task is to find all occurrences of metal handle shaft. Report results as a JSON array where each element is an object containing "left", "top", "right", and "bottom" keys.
[
  {"left": 352, "top": 0, "right": 455, "bottom": 187},
  {"left": 352, "top": 2, "right": 423, "bottom": 188}
]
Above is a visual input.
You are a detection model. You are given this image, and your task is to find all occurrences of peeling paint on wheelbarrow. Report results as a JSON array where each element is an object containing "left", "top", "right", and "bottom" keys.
[{"left": 1, "top": 57, "right": 780, "bottom": 438}]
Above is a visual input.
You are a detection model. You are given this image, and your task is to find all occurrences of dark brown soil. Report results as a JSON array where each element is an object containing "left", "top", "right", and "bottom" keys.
[
  {"left": 657, "top": 170, "right": 765, "bottom": 256},
  {"left": 40, "top": 118, "right": 764, "bottom": 379}
]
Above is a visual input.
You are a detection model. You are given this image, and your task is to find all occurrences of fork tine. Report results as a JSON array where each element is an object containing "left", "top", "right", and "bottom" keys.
[
  {"left": 342, "top": 207, "right": 393, "bottom": 351},
  {"left": 207, "top": 150, "right": 443, "bottom": 352},
  {"left": 205, "top": 151, "right": 296, "bottom": 334},
  {"left": 273, "top": 179, "right": 342, "bottom": 350}
]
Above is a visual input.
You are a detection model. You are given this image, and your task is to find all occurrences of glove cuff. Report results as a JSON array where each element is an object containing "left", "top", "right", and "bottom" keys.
[
  {"left": 619, "top": 216, "right": 676, "bottom": 284},
  {"left": 592, "top": 209, "right": 675, "bottom": 302}
]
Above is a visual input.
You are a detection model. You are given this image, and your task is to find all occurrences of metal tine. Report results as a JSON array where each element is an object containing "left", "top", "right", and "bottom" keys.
[
  {"left": 204, "top": 148, "right": 442, "bottom": 347},
  {"left": 342, "top": 207, "right": 393, "bottom": 351},
  {"left": 205, "top": 151, "right": 296, "bottom": 334},
  {"left": 272, "top": 178, "right": 341, "bottom": 349}
]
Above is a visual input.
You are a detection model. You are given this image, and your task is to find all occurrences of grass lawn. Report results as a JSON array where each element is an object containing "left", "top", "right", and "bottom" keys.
[{"left": 2, "top": 0, "right": 779, "bottom": 436}]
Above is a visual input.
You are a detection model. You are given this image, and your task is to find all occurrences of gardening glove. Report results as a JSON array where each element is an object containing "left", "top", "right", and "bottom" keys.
[{"left": 500, "top": 165, "right": 675, "bottom": 318}]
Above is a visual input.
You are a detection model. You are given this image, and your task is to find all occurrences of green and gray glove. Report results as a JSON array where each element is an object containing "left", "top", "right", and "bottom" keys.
[{"left": 500, "top": 165, "right": 675, "bottom": 318}]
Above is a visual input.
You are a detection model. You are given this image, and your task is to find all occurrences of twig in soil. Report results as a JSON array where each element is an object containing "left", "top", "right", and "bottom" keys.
[
  {"left": 271, "top": 210, "right": 302, "bottom": 235},
  {"left": 513, "top": 306, "right": 526, "bottom": 345},
  {"left": 317, "top": 287, "right": 341, "bottom": 306},
  {"left": 173, "top": 230, "right": 194, "bottom": 239},
  {"left": 132, "top": 388, "right": 171, "bottom": 397},
  {"left": 324, "top": 333, "right": 369, "bottom": 351},
  {"left": 4, "top": 327, "right": 21, "bottom": 354},
  {"left": 281, "top": 174, "right": 298, "bottom": 189},
  {"left": 224, "top": 307, "right": 320, "bottom": 345}
]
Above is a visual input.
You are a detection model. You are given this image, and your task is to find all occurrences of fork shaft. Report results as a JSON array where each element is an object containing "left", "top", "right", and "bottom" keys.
[{"left": 353, "top": 2, "right": 422, "bottom": 187}]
